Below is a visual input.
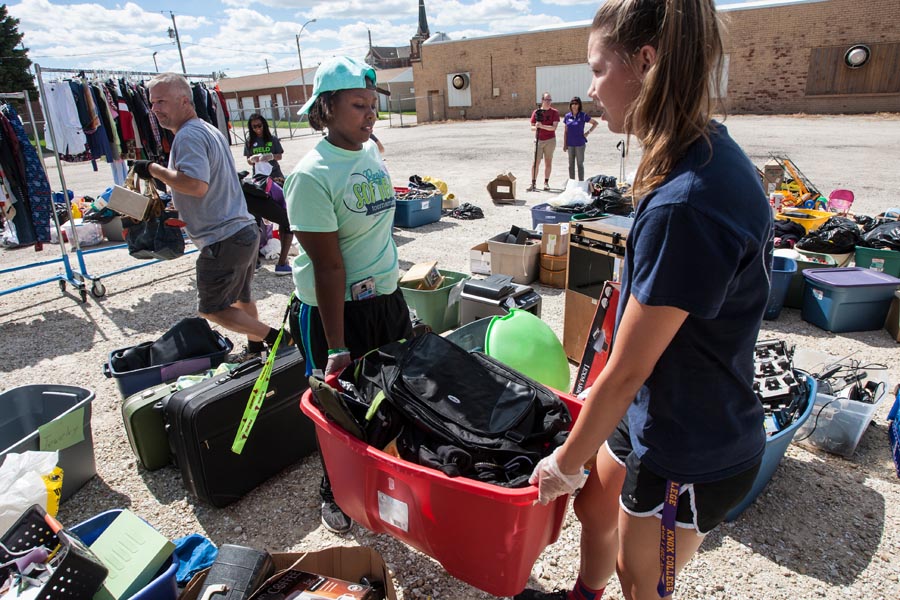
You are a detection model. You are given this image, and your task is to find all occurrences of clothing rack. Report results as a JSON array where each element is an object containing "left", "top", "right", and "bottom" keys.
[
  {"left": 24, "top": 64, "right": 217, "bottom": 302},
  {"left": 0, "top": 90, "right": 96, "bottom": 301}
]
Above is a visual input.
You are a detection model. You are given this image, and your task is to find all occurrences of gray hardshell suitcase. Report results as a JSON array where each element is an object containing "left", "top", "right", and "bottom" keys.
[{"left": 121, "top": 382, "right": 178, "bottom": 471}]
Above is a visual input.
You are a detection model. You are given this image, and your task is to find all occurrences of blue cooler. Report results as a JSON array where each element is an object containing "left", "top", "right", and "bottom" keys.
[{"left": 801, "top": 267, "right": 900, "bottom": 332}]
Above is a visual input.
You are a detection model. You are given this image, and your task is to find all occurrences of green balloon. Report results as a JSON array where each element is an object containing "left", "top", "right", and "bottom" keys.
[{"left": 485, "top": 309, "right": 570, "bottom": 391}]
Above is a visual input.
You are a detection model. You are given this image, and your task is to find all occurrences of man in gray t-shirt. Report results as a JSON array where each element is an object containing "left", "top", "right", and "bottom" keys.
[{"left": 133, "top": 73, "right": 286, "bottom": 358}]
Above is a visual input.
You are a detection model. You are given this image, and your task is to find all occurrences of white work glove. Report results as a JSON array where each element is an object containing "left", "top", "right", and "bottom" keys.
[
  {"left": 324, "top": 351, "right": 352, "bottom": 376},
  {"left": 529, "top": 447, "right": 588, "bottom": 505}
]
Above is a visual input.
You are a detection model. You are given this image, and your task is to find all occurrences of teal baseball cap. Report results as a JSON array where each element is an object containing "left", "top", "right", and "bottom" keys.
[{"left": 297, "top": 56, "right": 390, "bottom": 115}]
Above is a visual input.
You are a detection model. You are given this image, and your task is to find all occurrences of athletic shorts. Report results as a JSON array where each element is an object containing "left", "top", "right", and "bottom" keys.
[
  {"left": 196, "top": 224, "right": 258, "bottom": 314},
  {"left": 289, "top": 288, "right": 413, "bottom": 376},
  {"left": 536, "top": 138, "right": 556, "bottom": 160},
  {"left": 605, "top": 418, "right": 761, "bottom": 534}
]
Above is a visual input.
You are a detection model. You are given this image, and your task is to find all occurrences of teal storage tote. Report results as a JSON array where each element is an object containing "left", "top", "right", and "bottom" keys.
[
  {"left": 394, "top": 194, "right": 442, "bottom": 228},
  {"left": 400, "top": 270, "right": 469, "bottom": 333},
  {"left": 781, "top": 252, "right": 836, "bottom": 309},
  {"left": 0, "top": 385, "right": 96, "bottom": 501},
  {"left": 801, "top": 267, "right": 900, "bottom": 332},
  {"left": 71, "top": 509, "right": 177, "bottom": 600},
  {"left": 854, "top": 245, "right": 900, "bottom": 277},
  {"left": 531, "top": 203, "right": 571, "bottom": 229},
  {"left": 726, "top": 372, "right": 816, "bottom": 521},
  {"left": 764, "top": 256, "right": 797, "bottom": 320}
]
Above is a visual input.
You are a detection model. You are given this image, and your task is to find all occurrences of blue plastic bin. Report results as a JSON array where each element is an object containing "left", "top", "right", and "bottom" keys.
[
  {"left": 531, "top": 203, "right": 571, "bottom": 229},
  {"left": 801, "top": 267, "right": 900, "bottom": 332},
  {"left": 103, "top": 332, "right": 233, "bottom": 399},
  {"left": 71, "top": 509, "right": 177, "bottom": 600},
  {"left": 764, "top": 256, "right": 797, "bottom": 320},
  {"left": 726, "top": 372, "right": 816, "bottom": 521},
  {"left": 394, "top": 195, "right": 442, "bottom": 228}
]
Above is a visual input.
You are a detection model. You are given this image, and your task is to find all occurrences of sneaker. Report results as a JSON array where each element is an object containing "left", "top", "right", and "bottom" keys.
[
  {"left": 228, "top": 347, "right": 263, "bottom": 364},
  {"left": 514, "top": 590, "right": 569, "bottom": 600},
  {"left": 274, "top": 263, "right": 292, "bottom": 276},
  {"left": 320, "top": 501, "right": 352, "bottom": 534},
  {"left": 320, "top": 478, "right": 353, "bottom": 533},
  {"left": 543, "top": 183, "right": 552, "bottom": 191},
  {"left": 255, "top": 259, "right": 262, "bottom": 273}
]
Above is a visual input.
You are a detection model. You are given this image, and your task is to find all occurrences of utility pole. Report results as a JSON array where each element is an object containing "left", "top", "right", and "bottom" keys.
[
  {"left": 296, "top": 19, "right": 316, "bottom": 105},
  {"left": 167, "top": 11, "right": 187, "bottom": 74},
  {"left": 265, "top": 59, "right": 270, "bottom": 73}
]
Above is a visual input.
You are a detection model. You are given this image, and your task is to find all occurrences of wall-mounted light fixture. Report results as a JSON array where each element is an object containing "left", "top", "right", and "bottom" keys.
[{"left": 844, "top": 44, "right": 871, "bottom": 69}]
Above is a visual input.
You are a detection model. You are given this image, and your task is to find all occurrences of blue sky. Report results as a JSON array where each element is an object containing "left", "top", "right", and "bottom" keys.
[{"left": 9, "top": 0, "right": 749, "bottom": 78}]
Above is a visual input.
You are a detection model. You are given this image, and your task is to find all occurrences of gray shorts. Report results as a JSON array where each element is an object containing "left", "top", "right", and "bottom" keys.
[{"left": 196, "top": 224, "right": 258, "bottom": 314}]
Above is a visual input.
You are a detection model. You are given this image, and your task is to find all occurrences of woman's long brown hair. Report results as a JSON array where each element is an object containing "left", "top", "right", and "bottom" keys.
[{"left": 592, "top": 0, "right": 724, "bottom": 200}]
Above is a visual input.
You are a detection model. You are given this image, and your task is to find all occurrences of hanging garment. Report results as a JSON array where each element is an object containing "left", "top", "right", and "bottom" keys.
[
  {"left": 192, "top": 84, "right": 212, "bottom": 124},
  {"left": 40, "top": 79, "right": 88, "bottom": 155},
  {"left": 2, "top": 105, "right": 52, "bottom": 242},
  {"left": 214, "top": 86, "right": 231, "bottom": 144}
]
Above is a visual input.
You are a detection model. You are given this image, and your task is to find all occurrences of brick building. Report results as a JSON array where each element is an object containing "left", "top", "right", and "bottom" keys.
[
  {"left": 412, "top": 0, "right": 900, "bottom": 121},
  {"left": 216, "top": 69, "right": 315, "bottom": 123}
]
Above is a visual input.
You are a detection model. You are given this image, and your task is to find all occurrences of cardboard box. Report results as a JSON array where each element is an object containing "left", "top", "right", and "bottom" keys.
[
  {"left": 763, "top": 162, "right": 784, "bottom": 195},
  {"left": 401, "top": 261, "right": 442, "bottom": 290},
  {"left": 180, "top": 547, "right": 397, "bottom": 600},
  {"left": 572, "top": 282, "right": 621, "bottom": 394},
  {"left": 539, "top": 253, "right": 567, "bottom": 288},
  {"left": 470, "top": 242, "right": 491, "bottom": 275},
  {"left": 487, "top": 172, "right": 517, "bottom": 203},
  {"left": 886, "top": 290, "right": 900, "bottom": 342},
  {"left": 251, "top": 569, "right": 373, "bottom": 599},
  {"left": 487, "top": 232, "right": 541, "bottom": 284},
  {"left": 541, "top": 223, "right": 570, "bottom": 256}
]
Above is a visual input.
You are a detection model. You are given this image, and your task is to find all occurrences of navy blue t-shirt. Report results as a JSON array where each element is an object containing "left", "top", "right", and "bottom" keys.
[{"left": 616, "top": 122, "right": 773, "bottom": 483}]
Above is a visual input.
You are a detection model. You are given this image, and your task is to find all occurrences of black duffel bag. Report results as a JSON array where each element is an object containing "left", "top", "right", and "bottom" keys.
[{"left": 332, "top": 332, "right": 572, "bottom": 487}]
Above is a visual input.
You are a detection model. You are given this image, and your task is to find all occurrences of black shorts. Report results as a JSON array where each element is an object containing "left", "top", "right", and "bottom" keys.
[
  {"left": 289, "top": 288, "right": 413, "bottom": 376},
  {"left": 196, "top": 224, "right": 258, "bottom": 314},
  {"left": 606, "top": 418, "right": 761, "bottom": 534}
]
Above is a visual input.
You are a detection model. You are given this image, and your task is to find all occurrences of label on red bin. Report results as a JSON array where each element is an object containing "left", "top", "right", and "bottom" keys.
[{"left": 378, "top": 491, "right": 409, "bottom": 532}]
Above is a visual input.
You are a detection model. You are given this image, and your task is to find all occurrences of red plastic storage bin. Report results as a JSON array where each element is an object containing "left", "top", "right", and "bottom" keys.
[{"left": 300, "top": 387, "right": 581, "bottom": 597}]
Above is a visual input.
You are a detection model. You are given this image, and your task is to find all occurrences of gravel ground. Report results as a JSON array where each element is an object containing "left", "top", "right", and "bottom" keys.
[{"left": 1, "top": 114, "right": 899, "bottom": 599}]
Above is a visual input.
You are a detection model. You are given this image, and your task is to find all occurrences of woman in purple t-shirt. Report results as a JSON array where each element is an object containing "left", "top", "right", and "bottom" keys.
[{"left": 562, "top": 96, "right": 599, "bottom": 181}]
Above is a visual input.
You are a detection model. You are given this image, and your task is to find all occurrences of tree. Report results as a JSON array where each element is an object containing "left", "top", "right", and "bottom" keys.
[{"left": 0, "top": 4, "right": 35, "bottom": 93}]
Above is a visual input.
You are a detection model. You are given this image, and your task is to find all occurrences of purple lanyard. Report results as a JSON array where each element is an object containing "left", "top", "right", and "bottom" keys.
[{"left": 657, "top": 479, "right": 680, "bottom": 598}]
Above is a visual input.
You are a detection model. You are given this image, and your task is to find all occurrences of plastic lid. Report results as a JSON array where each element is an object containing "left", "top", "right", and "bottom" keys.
[
  {"left": 802, "top": 267, "right": 900, "bottom": 287},
  {"left": 484, "top": 309, "right": 570, "bottom": 391}
]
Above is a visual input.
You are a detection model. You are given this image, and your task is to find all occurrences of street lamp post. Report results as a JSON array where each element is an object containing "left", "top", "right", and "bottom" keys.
[
  {"left": 167, "top": 11, "right": 187, "bottom": 74},
  {"left": 152, "top": 52, "right": 159, "bottom": 72},
  {"left": 296, "top": 19, "right": 317, "bottom": 105}
]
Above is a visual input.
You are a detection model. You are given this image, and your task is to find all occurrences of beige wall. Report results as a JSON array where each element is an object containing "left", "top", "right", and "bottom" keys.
[{"left": 413, "top": 0, "right": 900, "bottom": 121}]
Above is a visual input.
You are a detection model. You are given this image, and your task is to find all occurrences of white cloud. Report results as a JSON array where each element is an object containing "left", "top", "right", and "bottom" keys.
[{"left": 307, "top": 0, "right": 414, "bottom": 21}]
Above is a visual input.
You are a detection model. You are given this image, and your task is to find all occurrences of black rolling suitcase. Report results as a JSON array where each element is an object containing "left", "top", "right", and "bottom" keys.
[{"left": 164, "top": 346, "right": 316, "bottom": 507}]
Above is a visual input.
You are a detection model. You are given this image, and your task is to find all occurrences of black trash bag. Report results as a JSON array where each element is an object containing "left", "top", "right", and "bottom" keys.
[
  {"left": 594, "top": 187, "right": 633, "bottom": 216},
  {"left": 448, "top": 202, "right": 484, "bottom": 220},
  {"left": 795, "top": 216, "right": 862, "bottom": 254},
  {"left": 856, "top": 214, "right": 877, "bottom": 232},
  {"left": 588, "top": 174, "right": 617, "bottom": 190},
  {"left": 773, "top": 219, "right": 807, "bottom": 248},
  {"left": 859, "top": 221, "right": 900, "bottom": 251}
]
